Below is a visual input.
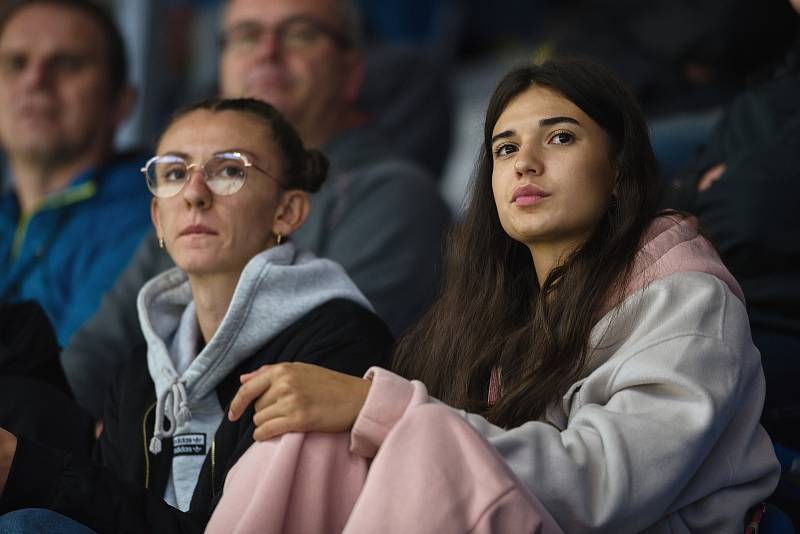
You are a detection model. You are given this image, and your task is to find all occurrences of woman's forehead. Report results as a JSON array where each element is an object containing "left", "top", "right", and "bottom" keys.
[
  {"left": 495, "top": 87, "right": 587, "bottom": 131},
  {"left": 158, "top": 109, "right": 275, "bottom": 156},
  {"left": 491, "top": 87, "right": 612, "bottom": 147}
]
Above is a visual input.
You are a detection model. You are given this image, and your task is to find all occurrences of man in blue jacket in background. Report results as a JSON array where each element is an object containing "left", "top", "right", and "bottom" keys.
[{"left": 0, "top": 0, "right": 151, "bottom": 346}]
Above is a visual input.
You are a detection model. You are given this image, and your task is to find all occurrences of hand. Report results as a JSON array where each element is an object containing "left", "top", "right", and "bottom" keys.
[
  {"left": 0, "top": 427, "right": 18, "bottom": 497},
  {"left": 697, "top": 163, "right": 726, "bottom": 192},
  {"left": 228, "top": 362, "right": 371, "bottom": 441}
]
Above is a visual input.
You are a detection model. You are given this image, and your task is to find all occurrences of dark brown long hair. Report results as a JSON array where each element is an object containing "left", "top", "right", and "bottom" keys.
[{"left": 393, "top": 58, "right": 663, "bottom": 428}]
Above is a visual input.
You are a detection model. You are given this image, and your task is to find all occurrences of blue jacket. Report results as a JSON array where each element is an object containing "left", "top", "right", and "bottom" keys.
[{"left": 0, "top": 154, "right": 152, "bottom": 346}]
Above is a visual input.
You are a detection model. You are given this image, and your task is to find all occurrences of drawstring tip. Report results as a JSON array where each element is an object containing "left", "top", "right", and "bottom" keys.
[
  {"left": 149, "top": 436, "right": 162, "bottom": 455},
  {"left": 176, "top": 406, "right": 192, "bottom": 426}
]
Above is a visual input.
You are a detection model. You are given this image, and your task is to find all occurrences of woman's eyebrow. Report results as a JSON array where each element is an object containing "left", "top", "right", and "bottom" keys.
[
  {"left": 539, "top": 116, "right": 580, "bottom": 127},
  {"left": 214, "top": 148, "right": 254, "bottom": 157},
  {"left": 491, "top": 116, "right": 581, "bottom": 144},
  {"left": 490, "top": 130, "right": 515, "bottom": 144},
  {"left": 161, "top": 150, "right": 190, "bottom": 159}
]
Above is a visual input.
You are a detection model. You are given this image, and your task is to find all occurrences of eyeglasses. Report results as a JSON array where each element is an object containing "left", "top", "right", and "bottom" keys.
[
  {"left": 219, "top": 16, "right": 351, "bottom": 54},
  {"left": 141, "top": 151, "right": 275, "bottom": 198}
]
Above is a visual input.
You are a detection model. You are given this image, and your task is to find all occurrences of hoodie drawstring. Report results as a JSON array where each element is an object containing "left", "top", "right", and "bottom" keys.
[{"left": 149, "top": 378, "right": 192, "bottom": 454}]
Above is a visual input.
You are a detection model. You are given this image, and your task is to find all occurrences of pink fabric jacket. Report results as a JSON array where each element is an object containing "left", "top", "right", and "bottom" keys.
[{"left": 207, "top": 404, "right": 562, "bottom": 534}]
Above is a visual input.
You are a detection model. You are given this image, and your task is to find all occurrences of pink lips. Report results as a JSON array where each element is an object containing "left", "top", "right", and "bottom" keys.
[
  {"left": 179, "top": 224, "right": 217, "bottom": 237},
  {"left": 511, "top": 184, "right": 550, "bottom": 206}
]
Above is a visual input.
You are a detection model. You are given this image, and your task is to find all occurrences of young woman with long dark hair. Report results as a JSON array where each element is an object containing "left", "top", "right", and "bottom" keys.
[{"left": 208, "top": 58, "right": 780, "bottom": 533}]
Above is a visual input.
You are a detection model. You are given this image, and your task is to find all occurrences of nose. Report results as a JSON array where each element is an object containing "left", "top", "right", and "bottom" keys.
[
  {"left": 514, "top": 145, "right": 543, "bottom": 177},
  {"left": 181, "top": 166, "right": 213, "bottom": 209},
  {"left": 253, "top": 28, "right": 283, "bottom": 62}
]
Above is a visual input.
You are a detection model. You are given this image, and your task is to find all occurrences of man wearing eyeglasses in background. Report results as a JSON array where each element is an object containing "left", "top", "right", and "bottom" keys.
[
  {"left": 0, "top": 0, "right": 150, "bottom": 347},
  {"left": 62, "top": 0, "right": 452, "bottom": 420}
]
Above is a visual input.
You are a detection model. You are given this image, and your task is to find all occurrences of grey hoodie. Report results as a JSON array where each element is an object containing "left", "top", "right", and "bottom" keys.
[{"left": 137, "top": 242, "right": 371, "bottom": 510}]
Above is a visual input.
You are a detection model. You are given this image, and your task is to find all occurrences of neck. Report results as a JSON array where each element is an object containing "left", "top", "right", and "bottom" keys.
[
  {"left": 528, "top": 238, "right": 584, "bottom": 288},
  {"left": 10, "top": 147, "right": 110, "bottom": 215},
  {"left": 187, "top": 271, "right": 240, "bottom": 343}
]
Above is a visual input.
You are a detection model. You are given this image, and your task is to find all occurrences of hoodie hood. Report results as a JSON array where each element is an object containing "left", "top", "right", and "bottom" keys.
[
  {"left": 137, "top": 242, "right": 371, "bottom": 453},
  {"left": 585, "top": 213, "right": 744, "bottom": 377},
  {"left": 624, "top": 214, "right": 744, "bottom": 304}
]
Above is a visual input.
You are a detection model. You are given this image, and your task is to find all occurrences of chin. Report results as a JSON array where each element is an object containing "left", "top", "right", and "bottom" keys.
[
  {"left": 504, "top": 220, "right": 550, "bottom": 244},
  {"left": 173, "top": 251, "right": 223, "bottom": 275},
  {"left": 176, "top": 262, "right": 221, "bottom": 277}
]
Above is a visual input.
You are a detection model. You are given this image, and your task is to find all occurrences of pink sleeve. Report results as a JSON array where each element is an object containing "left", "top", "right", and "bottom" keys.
[{"left": 350, "top": 367, "right": 431, "bottom": 457}]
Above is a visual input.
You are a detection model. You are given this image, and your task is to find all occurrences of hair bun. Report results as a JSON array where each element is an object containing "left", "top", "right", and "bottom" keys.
[{"left": 303, "top": 149, "right": 329, "bottom": 192}]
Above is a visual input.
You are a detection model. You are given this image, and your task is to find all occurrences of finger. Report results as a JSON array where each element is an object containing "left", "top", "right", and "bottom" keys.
[
  {"left": 239, "top": 364, "right": 272, "bottom": 384},
  {"left": 253, "top": 416, "right": 300, "bottom": 442},
  {"left": 239, "top": 370, "right": 260, "bottom": 384},
  {"left": 228, "top": 373, "right": 272, "bottom": 421},
  {"left": 697, "top": 163, "right": 726, "bottom": 192},
  {"left": 252, "top": 400, "right": 290, "bottom": 428},
  {"left": 252, "top": 385, "right": 282, "bottom": 414}
]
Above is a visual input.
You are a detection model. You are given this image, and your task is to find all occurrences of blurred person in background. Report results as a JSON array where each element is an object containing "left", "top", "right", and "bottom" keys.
[{"left": 0, "top": 0, "right": 150, "bottom": 346}]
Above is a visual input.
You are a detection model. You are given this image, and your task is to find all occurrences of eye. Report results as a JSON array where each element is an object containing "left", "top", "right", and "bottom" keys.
[
  {"left": 161, "top": 166, "right": 187, "bottom": 182},
  {"left": 493, "top": 143, "right": 517, "bottom": 158},
  {"left": 0, "top": 54, "right": 26, "bottom": 75},
  {"left": 221, "top": 24, "right": 263, "bottom": 52},
  {"left": 210, "top": 158, "right": 247, "bottom": 181},
  {"left": 549, "top": 131, "right": 574, "bottom": 145},
  {"left": 220, "top": 163, "right": 246, "bottom": 179},
  {"left": 282, "top": 21, "right": 321, "bottom": 48}
]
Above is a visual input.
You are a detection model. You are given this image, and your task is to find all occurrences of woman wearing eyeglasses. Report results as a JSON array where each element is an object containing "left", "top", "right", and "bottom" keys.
[{"left": 0, "top": 98, "right": 393, "bottom": 533}]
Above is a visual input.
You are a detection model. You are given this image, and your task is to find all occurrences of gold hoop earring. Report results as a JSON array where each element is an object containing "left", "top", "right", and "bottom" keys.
[
  {"left": 158, "top": 237, "right": 165, "bottom": 249},
  {"left": 275, "top": 233, "right": 283, "bottom": 245}
]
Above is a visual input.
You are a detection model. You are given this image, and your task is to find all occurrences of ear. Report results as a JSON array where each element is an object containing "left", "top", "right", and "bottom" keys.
[
  {"left": 271, "top": 190, "right": 310, "bottom": 238},
  {"left": 341, "top": 49, "right": 365, "bottom": 105},
  {"left": 150, "top": 197, "right": 163, "bottom": 241},
  {"left": 112, "top": 84, "right": 138, "bottom": 128}
]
